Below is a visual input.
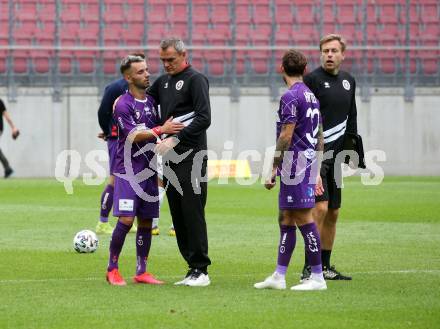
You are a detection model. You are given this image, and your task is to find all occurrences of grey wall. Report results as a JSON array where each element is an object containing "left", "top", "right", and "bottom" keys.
[{"left": 0, "top": 86, "right": 439, "bottom": 178}]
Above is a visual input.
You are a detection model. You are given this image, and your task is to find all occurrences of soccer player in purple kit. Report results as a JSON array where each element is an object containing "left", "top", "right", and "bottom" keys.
[
  {"left": 96, "top": 77, "right": 128, "bottom": 234},
  {"left": 254, "top": 49, "right": 327, "bottom": 291},
  {"left": 106, "top": 54, "right": 184, "bottom": 286}
]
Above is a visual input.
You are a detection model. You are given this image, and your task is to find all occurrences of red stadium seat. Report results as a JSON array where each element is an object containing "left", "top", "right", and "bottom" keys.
[
  {"left": 190, "top": 55, "right": 205, "bottom": 74},
  {"left": 274, "top": 3, "right": 293, "bottom": 27},
  {"left": 250, "top": 51, "right": 270, "bottom": 75},
  {"left": 337, "top": 2, "right": 361, "bottom": 25},
  {"left": 76, "top": 51, "right": 96, "bottom": 74},
  {"left": 125, "top": 2, "right": 144, "bottom": 23},
  {"left": 419, "top": 2, "right": 439, "bottom": 24},
  {"left": 192, "top": 5, "right": 209, "bottom": 23},
  {"left": 13, "top": 2, "right": 38, "bottom": 23},
  {"left": 211, "top": 3, "right": 230, "bottom": 24},
  {"left": 37, "top": 2, "right": 56, "bottom": 22},
  {"left": 58, "top": 52, "right": 74, "bottom": 74},
  {"left": 80, "top": 2, "right": 100, "bottom": 23},
  {"left": 379, "top": 52, "right": 397, "bottom": 74},
  {"left": 12, "top": 50, "right": 29, "bottom": 74},
  {"left": 31, "top": 50, "right": 51, "bottom": 74},
  {"left": 0, "top": 49, "right": 7, "bottom": 74},
  {"left": 148, "top": 3, "right": 167, "bottom": 23},
  {"left": 295, "top": 1, "right": 317, "bottom": 25},
  {"left": 235, "top": 50, "right": 247, "bottom": 76},
  {"left": 418, "top": 50, "right": 439, "bottom": 75},
  {"left": 253, "top": 3, "right": 272, "bottom": 25}
]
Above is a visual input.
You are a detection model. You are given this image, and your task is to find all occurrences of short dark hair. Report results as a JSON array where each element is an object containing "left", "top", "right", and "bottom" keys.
[
  {"left": 120, "top": 53, "right": 146, "bottom": 74},
  {"left": 319, "top": 34, "right": 346, "bottom": 52},
  {"left": 282, "top": 49, "right": 307, "bottom": 77}
]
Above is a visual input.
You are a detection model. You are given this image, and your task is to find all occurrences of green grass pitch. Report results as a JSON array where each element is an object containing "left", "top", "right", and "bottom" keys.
[{"left": 0, "top": 176, "right": 439, "bottom": 329}]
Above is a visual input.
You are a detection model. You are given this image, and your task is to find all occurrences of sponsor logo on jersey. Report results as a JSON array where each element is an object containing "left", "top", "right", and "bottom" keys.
[
  {"left": 135, "top": 110, "right": 140, "bottom": 120},
  {"left": 304, "top": 148, "right": 316, "bottom": 160},
  {"left": 342, "top": 79, "right": 351, "bottom": 90},
  {"left": 324, "top": 82, "right": 330, "bottom": 88},
  {"left": 119, "top": 199, "right": 134, "bottom": 211},
  {"left": 136, "top": 123, "right": 146, "bottom": 131},
  {"left": 118, "top": 117, "right": 124, "bottom": 129},
  {"left": 176, "top": 80, "right": 184, "bottom": 90}
]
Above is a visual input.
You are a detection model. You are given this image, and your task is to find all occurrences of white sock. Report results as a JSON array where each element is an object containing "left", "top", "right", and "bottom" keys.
[
  {"left": 159, "top": 186, "right": 165, "bottom": 207},
  {"left": 153, "top": 187, "right": 166, "bottom": 228},
  {"left": 311, "top": 272, "right": 325, "bottom": 281}
]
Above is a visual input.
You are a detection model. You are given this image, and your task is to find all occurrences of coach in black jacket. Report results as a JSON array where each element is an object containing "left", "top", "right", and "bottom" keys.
[{"left": 148, "top": 37, "right": 211, "bottom": 287}]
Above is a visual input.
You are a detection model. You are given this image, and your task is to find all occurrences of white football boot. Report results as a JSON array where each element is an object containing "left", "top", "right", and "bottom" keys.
[
  {"left": 254, "top": 272, "right": 286, "bottom": 290},
  {"left": 291, "top": 277, "right": 327, "bottom": 291}
]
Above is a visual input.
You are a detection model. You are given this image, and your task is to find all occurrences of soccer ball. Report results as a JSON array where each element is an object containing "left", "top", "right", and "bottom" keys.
[{"left": 73, "top": 230, "right": 99, "bottom": 253}]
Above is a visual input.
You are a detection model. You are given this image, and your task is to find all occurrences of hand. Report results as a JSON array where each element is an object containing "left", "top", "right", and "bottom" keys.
[
  {"left": 161, "top": 117, "right": 185, "bottom": 135},
  {"left": 97, "top": 132, "right": 107, "bottom": 141},
  {"left": 315, "top": 175, "right": 324, "bottom": 196},
  {"left": 265, "top": 169, "right": 277, "bottom": 190},
  {"left": 155, "top": 137, "right": 179, "bottom": 156},
  {"left": 12, "top": 128, "right": 20, "bottom": 140}
]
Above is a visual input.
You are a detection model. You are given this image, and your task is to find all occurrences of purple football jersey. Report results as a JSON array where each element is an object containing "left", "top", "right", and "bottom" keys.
[
  {"left": 113, "top": 92, "right": 159, "bottom": 175},
  {"left": 276, "top": 82, "right": 321, "bottom": 185}
]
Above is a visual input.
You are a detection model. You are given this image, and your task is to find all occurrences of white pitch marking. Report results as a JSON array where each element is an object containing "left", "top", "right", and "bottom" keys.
[{"left": 0, "top": 270, "right": 439, "bottom": 284}]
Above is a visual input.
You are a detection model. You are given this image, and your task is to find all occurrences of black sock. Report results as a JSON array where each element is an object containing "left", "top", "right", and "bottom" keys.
[
  {"left": 303, "top": 252, "right": 308, "bottom": 268},
  {"left": 0, "top": 148, "right": 10, "bottom": 170},
  {"left": 321, "top": 249, "right": 332, "bottom": 269}
]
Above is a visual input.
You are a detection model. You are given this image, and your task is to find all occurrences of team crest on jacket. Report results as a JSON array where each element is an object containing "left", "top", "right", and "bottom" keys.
[
  {"left": 342, "top": 80, "right": 350, "bottom": 90},
  {"left": 176, "top": 80, "right": 184, "bottom": 90}
]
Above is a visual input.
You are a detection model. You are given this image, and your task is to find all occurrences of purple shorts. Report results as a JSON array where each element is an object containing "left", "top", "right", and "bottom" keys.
[
  {"left": 107, "top": 138, "right": 117, "bottom": 175},
  {"left": 279, "top": 179, "right": 315, "bottom": 210},
  {"left": 113, "top": 175, "right": 159, "bottom": 219}
]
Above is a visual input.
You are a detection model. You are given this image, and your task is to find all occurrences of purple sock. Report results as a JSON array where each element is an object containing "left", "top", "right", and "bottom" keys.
[
  {"left": 100, "top": 184, "right": 114, "bottom": 222},
  {"left": 136, "top": 227, "right": 152, "bottom": 275},
  {"left": 275, "top": 225, "right": 297, "bottom": 275},
  {"left": 298, "top": 222, "right": 322, "bottom": 274},
  {"left": 107, "top": 221, "right": 131, "bottom": 272}
]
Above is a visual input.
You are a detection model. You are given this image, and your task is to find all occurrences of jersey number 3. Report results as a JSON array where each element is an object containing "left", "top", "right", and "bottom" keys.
[{"left": 306, "top": 107, "right": 320, "bottom": 147}]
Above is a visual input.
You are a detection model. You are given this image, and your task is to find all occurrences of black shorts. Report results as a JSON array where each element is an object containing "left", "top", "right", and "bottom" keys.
[{"left": 315, "top": 162, "right": 341, "bottom": 209}]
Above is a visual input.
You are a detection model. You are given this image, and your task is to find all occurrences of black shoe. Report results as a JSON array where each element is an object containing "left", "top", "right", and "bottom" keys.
[
  {"left": 323, "top": 265, "right": 352, "bottom": 280},
  {"left": 4, "top": 168, "right": 13, "bottom": 178},
  {"left": 300, "top": 265, "right": 311, "bottom": 282}
]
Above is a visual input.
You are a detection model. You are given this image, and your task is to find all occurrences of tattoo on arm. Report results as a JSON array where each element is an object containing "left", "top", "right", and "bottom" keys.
[
  {"left": 317, "top": 123, "right": 324, "bottom": 152},
  {"left": 273, "top": 124, "right": 295, "bottom": 169}
]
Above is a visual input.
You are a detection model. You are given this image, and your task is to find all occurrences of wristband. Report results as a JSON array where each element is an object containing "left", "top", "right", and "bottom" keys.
[{"left": 151, "top": 126, "right": 162, "bottom": 137}]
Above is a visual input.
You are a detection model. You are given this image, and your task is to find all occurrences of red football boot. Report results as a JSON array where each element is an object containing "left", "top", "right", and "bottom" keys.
[
  {"left": 106, "top": 269, "right": 127, "bottom": 286},
  {"left": 133, "top": 272, "right": 164, "bottom": 285}
]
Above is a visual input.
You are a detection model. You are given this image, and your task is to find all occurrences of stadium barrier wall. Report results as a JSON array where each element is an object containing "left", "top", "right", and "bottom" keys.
[{"left": 0, "top": 86, "right": 439, "bottom": 178}]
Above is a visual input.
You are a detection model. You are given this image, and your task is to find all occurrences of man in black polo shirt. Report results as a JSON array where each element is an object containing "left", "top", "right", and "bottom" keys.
[
  {"left": 0, "top": 98, "right": 19, "bottom": 178},
  {"left": 148, "top": 37, "right": 212, "bottom": 287},
  {"left": 302, "top": 34, "right": 358, "bottom": 281}
]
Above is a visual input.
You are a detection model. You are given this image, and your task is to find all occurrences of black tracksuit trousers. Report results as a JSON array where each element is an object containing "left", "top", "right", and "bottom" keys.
[{"left": 164, "top": 159, "right": 211, "bottom": 273}]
